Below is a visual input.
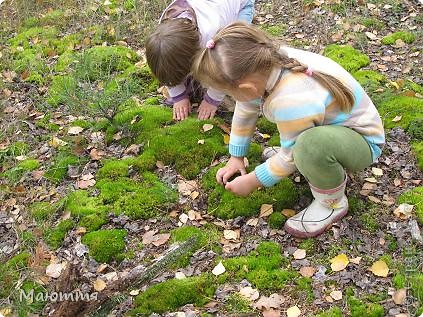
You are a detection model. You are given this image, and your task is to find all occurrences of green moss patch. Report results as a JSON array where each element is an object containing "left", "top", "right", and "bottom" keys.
[
  {"left": 131, "top": 274, "right": 217, "bottom": 315},
  {"left": 377, "top": 95, "right": 423, "bottom": 130},
  {"left": 0, "top": 252, "right": 31, "bottom": 298},
  {"left": 29, "top": 201, "right": 57, "bottom": 222},
  {"left": 170, "top": 225, "right": 221, "bottom": 267},
  {"left": 353, "top": 70, "right": 386, "bottom": 92},
  {"left": 398, "top": 187, "right": 423, "bottom": 225},
  {"left": 222, "top": 241, "right": 297, "bottom": 291},
  {"left": 2, "top": 159, "right": 40, "bottom": 183},
  {"left": 45, "top": 150, "right": 79, "bottom": 183},
  {"left": 203, "top": 166, "right": 298, "bottom": 219},
  {"left": 268, "top": 211, "right": 287, "bottom": 229},
  {"left": 76, "top": 45, "right": 137, "bottom": 81},
  {"left": 47, "top": 75, "right": 78, "bottom": 106},
  {"left": 324, "top": 44, "right": 370, "bottom": 72},
  {"left": 411, "top": 141, "right": 423, "bottom": 171},
  {"left": 82, "top": 229, "right": 127, "bottom": 263},
  {"left": 317, "top": 307, "right": 342, "bottom": 317},
  {"left": 348, "top": 295, "right": 384, "bottom": 317},
  {"left": 44, "top": 219, "right": 74, "bottom": 249},
  {"left": 381, "top": 31, "right": 416, "bottom": 45},
  {"left": 261, "top": 24, "right": 287, "bottom": 36}
]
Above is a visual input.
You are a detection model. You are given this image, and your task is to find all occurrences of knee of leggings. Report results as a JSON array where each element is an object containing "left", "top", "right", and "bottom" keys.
[{"left": 293, "top": 127, "right": 330, "bottom": 166}]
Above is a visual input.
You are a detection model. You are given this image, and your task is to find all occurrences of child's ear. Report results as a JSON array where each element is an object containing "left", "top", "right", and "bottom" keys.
[{"left": 238, "top": 82, "right": 259, "bottom": 95}]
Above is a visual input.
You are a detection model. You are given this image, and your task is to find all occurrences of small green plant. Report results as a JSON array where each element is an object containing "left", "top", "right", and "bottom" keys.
[{"left": 82, "top": 229, "right": 127, "bottom": 263}]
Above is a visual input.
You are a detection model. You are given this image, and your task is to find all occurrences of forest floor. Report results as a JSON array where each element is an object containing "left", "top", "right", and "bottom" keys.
[{"left": 0, "top": 0, "right": 422, "bottom": 316}]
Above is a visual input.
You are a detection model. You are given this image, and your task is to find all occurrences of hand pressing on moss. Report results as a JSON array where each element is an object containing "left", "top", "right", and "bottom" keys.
[
  {"left": 225, "top": 172, "right": 261, "bottom": 196},
  {"left": 173, "top": 98, "right": 191, "bottom": 121},
  {"left": 216, "top": 156, "right": 247, "bottom": 185},
  {"left": 197, "top": 99, "right": 217, "bottom": 120}
]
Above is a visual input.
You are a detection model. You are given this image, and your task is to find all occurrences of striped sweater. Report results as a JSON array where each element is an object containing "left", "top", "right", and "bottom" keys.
[{"left": 229, "top": 46, "right": 385, "bottom": 187}]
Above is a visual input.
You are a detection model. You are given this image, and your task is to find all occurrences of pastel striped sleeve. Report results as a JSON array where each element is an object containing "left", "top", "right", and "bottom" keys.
[
  {"left": 229, "top": 100, "right": 261, "bottom": 157},
  {"left": 255, "top": 96, "right": 326, "bottom": 187}
]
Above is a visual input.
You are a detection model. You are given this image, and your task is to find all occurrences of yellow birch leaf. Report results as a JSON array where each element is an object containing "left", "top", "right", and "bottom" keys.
[
  {"left": 330, "top": 254, "right": 349, "bottom": 272},
  {"left": 369, "top": 260, "right": 389, "bottom": 277}
]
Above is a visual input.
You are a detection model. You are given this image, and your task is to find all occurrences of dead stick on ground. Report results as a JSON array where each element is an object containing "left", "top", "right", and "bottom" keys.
[{"left": 50, "top": 235, "right": 199, "bottom": 317}]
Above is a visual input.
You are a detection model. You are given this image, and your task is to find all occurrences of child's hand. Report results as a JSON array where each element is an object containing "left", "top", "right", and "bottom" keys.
[
  {"left": 225, "top": 172, "right": 261, "bottom": 196},
  {"left": 173, "top": 98, "right": 191, "bottom": 121},
  {"left": 198, "top": 100, "right": 217, "bottom": 120},
  {"left": 216, "top": 156, "right": 247, "bottom": 185}
]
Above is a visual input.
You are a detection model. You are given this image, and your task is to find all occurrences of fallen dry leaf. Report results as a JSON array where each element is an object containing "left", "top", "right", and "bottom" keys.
[
  {"left": 178, "top": 180, "right": 198, "bottom": 195},
  {"left": 90, "top": 148, "right": 105, "bottom": 160},
  {"left": 282, "top": 209, "right": 296, "bottom": 217},
  {"left": 330, "top": 290, "right": 343, "bottom": 301},
  {"left": 175, "top": 272, "right": 186, "bottom": 280},
  {"left": 151, "top": 233, "right": 170, "bottom": 247},
  {"left": 392, "top": 288, "right": 406, "bottom": 305},
  {"left": 293, "top": 248, "right": 306, "bottom": 260},
  {"left": 299, "top": 266, "right": 316, "bottom": 277},
  {"left": 202, "top": 123, "right": 214, "bottom": 132},
  {"left": 246, "top": 218, "right": 259, "bottom": 226},
  {"left": 254, "top": 294, "right": 284, "bottom": 310},
  {"left": 263, "top": 309, "right": 280, "bottom": 317},
  {"left": 46, "top": 262, "right": 63, "bottom": 278},
  {"left": 286, "top": 305, "right": 301, "bottom": 317},
  {"left": 392, "top": 115, "right": 402, "bottom": 122},
  {"left": 93, "top": 278, "right": 106, "bottom": 292},
  {"left": 223, "top": 134, "right": 230, "bottom": 145},
  {"left": 224, "top": 229, "right": 240, "bottom": 241},
  {"left": 350, "top": 256, "right": 362, "bottom": 265},
  {"left": 369, "top": 259, "right": 389, "bottom": 277},
  {"left": 129, "top": 289, "right": 140, "bottom": 296},
  {"left": 330, "top": 254, "right": 349, "bottom": 272},
  {"left": 49, "top": 136, "right": 68, "bottom": 148},
  {"left": 364, "top": 177, "right": 378, "bottom": 183},
  {"left": 239, "top": 286, "right": 260, "bottom": 301},
  {"left": 393, "top": 204, "right": 414, "bottom": 220},
  {"left": 212, "top": 261, "right": 226, "bottom": 276},
  {"left": 371, "top": 167, "right": 383, "bottom": 176},
  {"left": 197, "top": 139, "right": 205, "bottom": 145},
  {"left": 179, "top": 213, "right": 189, "bottom": 224},
  {"left": 260, "top": 204, "right": 274, "bottom": 218},
  {"left": 68, "top": 126, "right": 84, "bottom": 135},
  {"left": 76, "top": 178, "right": 96, "bottom": 189}
]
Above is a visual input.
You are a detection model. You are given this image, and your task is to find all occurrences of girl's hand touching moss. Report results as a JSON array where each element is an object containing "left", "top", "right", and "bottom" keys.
[
  {"left": 198, "top": 99, "right": 217, "bottom": 120},
  {"left": 173, "top": 98, "right": 191, "bottom": 121},
  {"left": 216, "top": 156, "right": 246, "bottom": 185},
  {"left": 225, "top": 172, "right": 261, "bottom": 196}
]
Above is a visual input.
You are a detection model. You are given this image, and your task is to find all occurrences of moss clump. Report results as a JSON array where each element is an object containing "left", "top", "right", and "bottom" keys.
[
  {"left": 96, "top": 158, "right": 134, "bottom": 180},
  {"left": 257, "top": 117, "right": 278, "bottom": 135},
  {"left": 353, "top": 70, "right": 386, "bottom": 92},
  {"left": 1, "top": 141, "right": 30, "bottom": 159},
  {"left": 381, "top": 31, "right": 416, "bottom": 45},
  {"left": 112, "top": 172, "right": 177, "bottom": 219},
  {"left": 348, "top": 196, "right": 368, "bottom": 214},
  {"left": 29, "top": 201, "right": 57, "bottom": 221},
  {"left": 203, "top": 166, "right": 298, "bottom": 219},
  {"left": 411, "top": 141, "right": 423, "bottom": 171},
  {"left": 146, "top": 117, "right": 227, "bottom": 179},
  {"left": 295, "top": 276, "right": 314, "bottom": 301},
  {"left": 225, "top": 293, "right": 253, "bottom": 314},
  {"left": 268, "top": 212, "right": 287, "bottom": 229},
  {"left": 45, "top": 150, "right": 79, "bottom": 183},
  {"left": 398, "top": 187, "right": 422, "bottom": 225},
  {"left": 324, "top": 44, "right": 370, "bottom": 72},
  {"left": 8, "top": 26, "right": 58, "bottom": 49},
  {"left": 82, "top": 229, "right": 127, "bottom": 263},
  {"left": 47, "top": 75, "right": 78, "bottom": 106},
  {"left": 261, "top": 24, "right": 287, "bottom": 36},
  {"left": 0, "top": 252, "right": 31, "bottom": 298},
  {"left": 131, "top": 274, "right": 217, "bottom": 315},
  {"left": 299, "top": 238, "right": 316, "bottom": 253},
  {"left": 348, "top": 296, "right": 384, "bottom": 317},
  {"left": 377, "top": 95, "right": 423, "bottom": 130},
  {"left": 317, "top": 307, "right": 342, "bottom": 317},
  {"left": 12, "top": 49, "right": 49, "bottom": 83},
  {"left": 15, "top": 280, "right": 46, "bottom": 316},
  {"left": 35, "top": 113, "right": 60, "bottom": 131},
  {"left": 54, "top": 51, "right": 79, "bottom": 72},
  {"left": 78, "top": 213, "right": 108, "bottom": 232},
  {"left": 393, "top": 273, "right": 405, "bottom": 289},
  {"left": 44, "top": 219, "right": 74, "bottom": 249},
  {"left": 268, "top": 133, "right": 280, "bottom": 147},
  {"left": 64, "top": 190, "right": 106, "bottom": 217},
  {"left": 170, "top": 225, "right": 221, "bottom": 267},
  {"left": 2, "top": 159, "right": 40, "bottom": 183},
  {"left": 408, "top": 118, "right": 423, "bottom": 140},
  {"left": 76, "top": 46, "right": 137, "bottom": 81},
  {"left": 222, "top": 241, "right": 297, "bottom": 290},
  {"left": 410, "top": 274, "right": 423, "bottom": 300}
]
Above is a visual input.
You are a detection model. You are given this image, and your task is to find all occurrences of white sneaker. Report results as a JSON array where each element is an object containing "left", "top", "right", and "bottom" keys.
[{"left": 284, "top": 176, "right": 348, "bottom": 238}]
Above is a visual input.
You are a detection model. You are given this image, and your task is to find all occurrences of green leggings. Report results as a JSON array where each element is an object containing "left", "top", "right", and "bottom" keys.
[{"left": 293, "top": 126, "right": 373, "bottom": 189}]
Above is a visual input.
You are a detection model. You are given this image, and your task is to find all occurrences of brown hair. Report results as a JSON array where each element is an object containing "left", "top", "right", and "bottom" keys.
[
  {"left": 192, "top": 22, "right": 354, "bottom": 113},
  {"left": 145, "top": 18, "right": 200, "bottom": 86}
]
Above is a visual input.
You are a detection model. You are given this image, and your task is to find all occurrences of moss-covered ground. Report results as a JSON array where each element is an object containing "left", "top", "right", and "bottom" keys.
[{"left": 0, "top": 1, "right": 422, "bottom": 316}]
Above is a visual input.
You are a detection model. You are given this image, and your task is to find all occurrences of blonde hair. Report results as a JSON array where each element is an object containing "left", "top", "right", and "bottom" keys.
[
  {"left": 146, "top": 19, "right": 200, "bottom": 86},
  {"left": 192, "top": 22, "right": 354, "bottom": 113}
]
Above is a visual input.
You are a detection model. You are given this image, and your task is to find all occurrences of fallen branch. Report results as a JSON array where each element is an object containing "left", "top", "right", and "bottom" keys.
[{"left": 50, "top": 235, "right": 199, "bottom": 317}]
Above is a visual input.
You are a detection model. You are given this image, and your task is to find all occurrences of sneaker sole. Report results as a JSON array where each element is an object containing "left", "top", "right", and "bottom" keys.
[{"left": 283, "top": 207, "right": 348, "bottom": 239}]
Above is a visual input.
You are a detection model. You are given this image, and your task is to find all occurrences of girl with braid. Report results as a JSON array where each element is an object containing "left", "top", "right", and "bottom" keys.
[
  {"left": 145, "top": 0, "right": 255, "bottom": 121},
  {"left": 192, "top": 22, "right": 385, "bottom": 238}
]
